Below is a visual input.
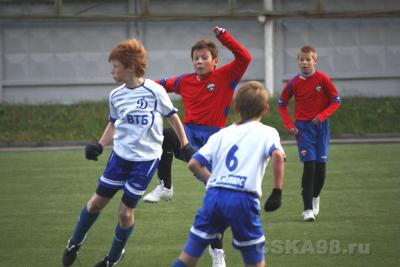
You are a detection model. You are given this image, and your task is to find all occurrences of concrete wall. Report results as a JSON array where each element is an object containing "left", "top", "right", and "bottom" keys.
[
  {"left": 0, "top": 0, "right": 399, "bottom": 104},
  {"left": 275, "top": 17, "right": 400, "bottom": 96}
]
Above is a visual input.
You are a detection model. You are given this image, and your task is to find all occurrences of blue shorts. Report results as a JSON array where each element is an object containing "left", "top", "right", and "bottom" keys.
[
  {"left": 97, "top": 151, "right": 159, "bottom": 208},
  {"left": 184, "top": 124, "right": 220, "bottom": 150},
  {"left": 184, "top": 188, "right": 266, "bottom": 265},
  {"left": 175, "top": 124, "right": 219, "bottom": 180},
  {"left": 296, "top": 120, "right": 330, "bottom": 162}
]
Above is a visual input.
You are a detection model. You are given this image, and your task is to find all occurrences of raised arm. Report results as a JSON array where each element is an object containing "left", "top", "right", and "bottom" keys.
[
  {"left": 215, "top": 26, "right": 252, "bottom": 82},
  {"left": 215, "top": 26, "right": 251, "bottom": 67}
]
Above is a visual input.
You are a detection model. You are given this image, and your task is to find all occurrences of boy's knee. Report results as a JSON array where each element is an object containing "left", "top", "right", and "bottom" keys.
[
  {"left": 87, "top": 195, "right": 108, "bottom": 213},
  {"left": 86, "top": 203, "right": 101, "bottom": 213},
  {"left": 118, "top": 207, "right": 135, "bottom": 227}
]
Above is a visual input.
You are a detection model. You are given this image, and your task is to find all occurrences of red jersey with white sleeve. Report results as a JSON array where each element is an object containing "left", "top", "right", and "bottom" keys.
[
  {"left": 157, "top": 30, "right": 251, "bottom": 128},
  {"left": 278, "top": 70, "right": 341, "bottom": 130}
]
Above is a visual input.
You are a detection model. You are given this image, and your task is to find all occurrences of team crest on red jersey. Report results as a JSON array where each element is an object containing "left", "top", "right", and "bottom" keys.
[
  {"left": 207, "top": 82, "right": 216, "bottom": 92},
  {"left": 315, "top": 85, "right": 322, "bottom": 92}
]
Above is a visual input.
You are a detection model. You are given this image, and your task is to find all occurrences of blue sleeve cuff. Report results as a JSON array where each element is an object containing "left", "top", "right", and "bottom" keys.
[
  {"left": 192, "top": 152, "right": 209, "bottom": 167},
  {"left": 165, "top": 108, "right": 177, "bottom": 118},
  {"left": 268, "top": 144, "right": 286, "bottom": 161},
  {"left": 108, "top": 115, "right": 117, "bottom": 123},
  {"left": 268, "top": 144, "right": 277, "bottom": 157}
]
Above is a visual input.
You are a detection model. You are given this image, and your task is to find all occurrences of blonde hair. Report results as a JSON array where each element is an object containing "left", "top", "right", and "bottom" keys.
[
  {"left": 298, "top": 45, "right": 318, "bottom": 60},
  {"left": 234, "top": 81, "right": 269, "bottom": 124},
  {"left": 108, "top": 39, "right": 147, "bottom": 77}
]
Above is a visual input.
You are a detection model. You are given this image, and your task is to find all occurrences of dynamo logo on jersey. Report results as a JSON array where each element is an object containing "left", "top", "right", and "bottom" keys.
[
  {"left": 210, "top": 174, "right": 247, "bottom": 189},
  {"left": 137, "top": 97, "right": 148, "bottom": 109}
]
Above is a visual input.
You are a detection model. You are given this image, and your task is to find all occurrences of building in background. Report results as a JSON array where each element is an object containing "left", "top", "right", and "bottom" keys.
[{"left": 0, "top": 0, "right": 399, "bottom": 104}]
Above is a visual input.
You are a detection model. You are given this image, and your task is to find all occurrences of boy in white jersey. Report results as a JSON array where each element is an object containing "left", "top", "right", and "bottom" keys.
[
  {"left": 171, "top": 81, "right": 285, "bottom": 267},
  {"left": 62, "top": 39, "right": 193, "bottom": 267}
]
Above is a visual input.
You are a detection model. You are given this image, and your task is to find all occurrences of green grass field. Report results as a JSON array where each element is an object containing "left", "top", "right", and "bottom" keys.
[{"left": 0, "top": 143, "right": 399, "bottom": 267}]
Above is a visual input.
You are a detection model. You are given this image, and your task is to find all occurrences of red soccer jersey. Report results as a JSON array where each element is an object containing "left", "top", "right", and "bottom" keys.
[
  {"left": 157, "top": 31, "right": 251, "bottom": 128},
  {"left": 278, "top": 70, "right": 341, "bottom": 130}
]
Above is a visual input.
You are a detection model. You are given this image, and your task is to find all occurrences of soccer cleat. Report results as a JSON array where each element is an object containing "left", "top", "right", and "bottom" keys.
[
  {"left": 208, "top": 246, "right": 226, "bottom": 267},
  {"left": 94, "top": 249, "right": 125, "bottom": 267},
  {"left": 143, "top": 181, "right": 173, "bottom": 203},
  {"left": 62, "top": 235, "right": 87, "bottom": 267},
  {"left": 312, "top": 197, "right": 320, "bottom": 216},
  {"left": 303, "top": 209, "right": 315, "bottom": 222}
]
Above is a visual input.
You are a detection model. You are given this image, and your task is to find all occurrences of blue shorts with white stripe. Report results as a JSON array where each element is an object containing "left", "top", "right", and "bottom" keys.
[
  {"left": 97, "top": 150, "right": 159, "bottom": 208},
  {"left": 184, "top": 187, "right": 265, "bottom": 264}
]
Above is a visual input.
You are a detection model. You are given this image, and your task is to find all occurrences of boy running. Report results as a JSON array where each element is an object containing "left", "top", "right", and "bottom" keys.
[{"left": 62, "top": 38, "right": 192, "bottom": 267}]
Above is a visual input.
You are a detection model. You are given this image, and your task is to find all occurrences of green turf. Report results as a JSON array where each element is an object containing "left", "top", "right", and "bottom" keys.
[{"left": 0, "top": 144, "right": 399, "bottom": 266}]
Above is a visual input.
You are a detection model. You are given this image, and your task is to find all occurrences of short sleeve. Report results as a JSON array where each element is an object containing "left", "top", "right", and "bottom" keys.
[
  {"left": 108, "top": 94, "right": 118, "bottom": 123},
  {"left": 265, "top": 128, "right": 285, "bottom": 158},
  {"left": 156, "top": 87, "right": 178, "bottom": 118}
]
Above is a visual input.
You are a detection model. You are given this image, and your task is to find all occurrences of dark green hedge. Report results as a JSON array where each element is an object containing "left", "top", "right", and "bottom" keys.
[{"left": 1, "top": 97, "right": 399, "bottom": 145}]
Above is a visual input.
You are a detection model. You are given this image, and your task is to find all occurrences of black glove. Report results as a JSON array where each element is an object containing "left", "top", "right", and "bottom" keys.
[
  {"left": 264, "top": 188, "right": 282, "bottom": 212},
  {"left": 181, "top": 143, "right": 197, "bottom": 162},
  {"left": 85, "top": 143, "right": 103, "bottom": 161}
]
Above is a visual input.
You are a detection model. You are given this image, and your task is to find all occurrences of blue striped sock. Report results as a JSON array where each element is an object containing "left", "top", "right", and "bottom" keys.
[
  {"left": 107, "top": 224, "right": 134, "bottom": 262},
  {"left": 70, "top": 207, "right": 99, "bottom": 245}
]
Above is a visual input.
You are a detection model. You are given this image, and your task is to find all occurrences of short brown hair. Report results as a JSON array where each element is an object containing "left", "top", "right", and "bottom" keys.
[
  {"left": 108, "top": 39, "right": 147, "bottom": 77},
  {"left": 298, "top": 45, "right": 317, "bottom": 59},
  {"left": 234, "top": 81, "right": 269, "bottom": 124},
  {"left": 191, "top": 39, "right": 218, "bottom": 59}
]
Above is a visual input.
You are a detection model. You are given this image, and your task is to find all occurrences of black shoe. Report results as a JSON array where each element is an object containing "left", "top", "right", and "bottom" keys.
[
  {"left": 94, "top": 249, "right": 125, "bottom": 267},
  {"left": 62, "top": 236, "right": 86, "bottom": 267}
]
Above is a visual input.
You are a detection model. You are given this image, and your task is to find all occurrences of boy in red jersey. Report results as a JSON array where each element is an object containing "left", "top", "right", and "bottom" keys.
[
  {"left": 278, "top": 46, "right": 341, "bottom": 222},
  {"left": 144, "top": 26, "right": 251, "bottom": 266}
]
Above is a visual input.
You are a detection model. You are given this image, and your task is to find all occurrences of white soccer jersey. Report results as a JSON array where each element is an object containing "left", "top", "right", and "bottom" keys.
[
  {"left": 108, "top": 79, "right": 177, "bottom": 161},
  {"left": 197, "top": 120, "right": 284, "bottom": 197}
]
